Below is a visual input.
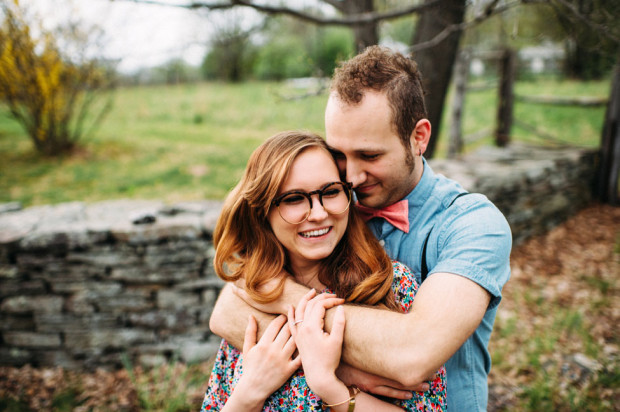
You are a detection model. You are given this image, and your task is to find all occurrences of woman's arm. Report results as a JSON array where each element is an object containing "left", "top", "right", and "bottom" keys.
[{"left": 220, "top": 314, "right": 301, "bottom": 412}]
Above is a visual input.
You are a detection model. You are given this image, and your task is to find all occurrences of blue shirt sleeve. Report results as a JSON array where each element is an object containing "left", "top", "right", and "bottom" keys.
[{"left": 429, "top": 194, "right": 512, "bottom": 309}]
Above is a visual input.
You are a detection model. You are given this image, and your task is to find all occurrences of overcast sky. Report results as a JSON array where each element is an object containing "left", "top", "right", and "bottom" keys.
[{"left": 28, "top": 0, "right": 215, "bottom": 73}]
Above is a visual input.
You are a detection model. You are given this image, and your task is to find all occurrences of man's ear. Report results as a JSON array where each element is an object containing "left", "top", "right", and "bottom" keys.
[{"left": 410, "top": 119, "right": 431, "bottom": 154}]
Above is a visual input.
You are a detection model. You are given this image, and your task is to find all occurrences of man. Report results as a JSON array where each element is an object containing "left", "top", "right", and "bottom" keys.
[{"left": 210, "top": 46, "right": 512, "bottom": 411}]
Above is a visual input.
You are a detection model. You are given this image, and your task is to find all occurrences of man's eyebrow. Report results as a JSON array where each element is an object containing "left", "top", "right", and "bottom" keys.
[{"left": 327, "top": 146, "right": 382, "bottom": 155}]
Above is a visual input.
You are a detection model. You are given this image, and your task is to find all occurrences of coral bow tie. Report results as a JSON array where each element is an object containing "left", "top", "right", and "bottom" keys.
[{"left": 356, "top": 200, "right": 409, "bottom": 233}]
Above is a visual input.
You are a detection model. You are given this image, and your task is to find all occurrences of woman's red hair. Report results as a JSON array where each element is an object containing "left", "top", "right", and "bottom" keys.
[{"left": 213, "top": 131, "right": 398, "bottom": 310}]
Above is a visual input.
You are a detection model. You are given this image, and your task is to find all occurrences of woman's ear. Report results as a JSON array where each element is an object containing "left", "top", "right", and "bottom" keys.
[{"left": 410, "top": 119, "right": 431, "bottom": 154}]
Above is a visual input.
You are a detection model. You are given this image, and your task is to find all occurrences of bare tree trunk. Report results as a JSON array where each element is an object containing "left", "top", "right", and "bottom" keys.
[
  {"left": 495, "top": 48, "right": 516, "bottom": 147},
  {"left": 597, "top": 54, "right": 620, "bottom": 205},
  {"left": 448, "top": 49, "right": 470, "bottom": 158},
  {"left": 329, "top": 0, "right": 378, "bottom": 52},
  {"left": 411, "top": 0, "right": 466, "bottom": 158}
]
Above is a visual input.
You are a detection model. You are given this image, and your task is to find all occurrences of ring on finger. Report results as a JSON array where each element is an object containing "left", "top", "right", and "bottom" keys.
[{"left": 294, "top": 319, "right": 304, "bottom": 325}]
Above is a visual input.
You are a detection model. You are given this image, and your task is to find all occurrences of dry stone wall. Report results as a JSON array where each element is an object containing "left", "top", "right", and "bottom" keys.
[
  {"left": 0, "top": 145, "right": 598, "bottom": 369},
  {"left": 0, "top": 200, "right": 225, "bottom": 370}
]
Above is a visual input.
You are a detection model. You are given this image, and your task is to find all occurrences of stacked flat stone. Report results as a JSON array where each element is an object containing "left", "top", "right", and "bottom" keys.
[{"left": 0, "top": 199, "right": 224, "bottom": 369}]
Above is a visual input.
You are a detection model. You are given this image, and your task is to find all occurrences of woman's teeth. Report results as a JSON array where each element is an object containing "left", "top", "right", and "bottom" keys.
[{"left": 300, "top": 228, "right": 330, "bottom": 238}]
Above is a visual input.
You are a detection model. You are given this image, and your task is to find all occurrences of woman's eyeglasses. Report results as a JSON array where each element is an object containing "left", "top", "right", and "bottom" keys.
[{"left": 272, "top": 181, "right": 352, "bottom": 224}]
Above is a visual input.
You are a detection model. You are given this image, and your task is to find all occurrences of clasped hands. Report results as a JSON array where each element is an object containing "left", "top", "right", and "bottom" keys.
[
  {"left": 234, "top": 287, "right": 346, "bottom": 405},
  {"left": 232, "top": 276, "right": 428, "bottom": 400}
]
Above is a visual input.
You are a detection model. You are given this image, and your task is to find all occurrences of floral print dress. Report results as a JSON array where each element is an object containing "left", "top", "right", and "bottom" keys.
[{"left": 201, "top": 261, "right": 447, "bottom": 411}]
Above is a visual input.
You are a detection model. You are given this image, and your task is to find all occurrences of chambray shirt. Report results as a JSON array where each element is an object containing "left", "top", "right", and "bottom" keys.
[{"left": 365, "top": 159, "right": 512, "bottom": 412}]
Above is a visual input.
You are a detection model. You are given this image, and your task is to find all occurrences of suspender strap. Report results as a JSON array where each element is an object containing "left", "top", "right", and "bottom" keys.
[
  {"left": 420, "top": 229, "right": 433, "bottom": 283},
  {"left": 420, "top": 192, "right": 470, "bottom": 283}
]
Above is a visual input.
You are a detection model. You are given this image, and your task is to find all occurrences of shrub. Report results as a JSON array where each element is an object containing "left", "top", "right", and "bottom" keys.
[{"left": 0, "top": 1, "right": 114, "bottom": 156}]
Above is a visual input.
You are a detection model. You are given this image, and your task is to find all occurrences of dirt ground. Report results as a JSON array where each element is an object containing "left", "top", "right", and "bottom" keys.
[
  {"left": 1, "top": 203, "right": 618, "bottom": 411},
  {"left": 488, "top": 203, "right": 619, "bottom": 410}
]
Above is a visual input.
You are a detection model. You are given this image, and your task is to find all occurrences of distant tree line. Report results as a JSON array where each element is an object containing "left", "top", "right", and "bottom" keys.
[{"left": 202, "top": 18, "right": 354, "bottom": 82}]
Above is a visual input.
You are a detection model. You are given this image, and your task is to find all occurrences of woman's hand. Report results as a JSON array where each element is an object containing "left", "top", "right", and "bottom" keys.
[
  {"left": 226, "top": 314, "right": 301, "bottom": 411},
  {"left": 288, "top": 289, "right": 346, "bottom": 399}
]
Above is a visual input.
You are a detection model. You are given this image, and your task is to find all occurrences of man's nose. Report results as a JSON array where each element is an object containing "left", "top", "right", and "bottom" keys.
[{"left": 346, "top": 161, "right": 366, "bottom": 188}]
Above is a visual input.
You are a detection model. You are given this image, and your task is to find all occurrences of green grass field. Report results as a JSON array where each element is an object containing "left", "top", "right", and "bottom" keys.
[{"left": 0, "top": 78, "right": 610, "bottom": 207}]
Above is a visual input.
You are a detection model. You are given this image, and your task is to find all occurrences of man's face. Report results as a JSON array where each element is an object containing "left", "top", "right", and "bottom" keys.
[{"left": 325, "top": 90, "right": 419, "bottom": 209}]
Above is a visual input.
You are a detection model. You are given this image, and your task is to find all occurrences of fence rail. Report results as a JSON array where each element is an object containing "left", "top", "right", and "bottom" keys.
[{"left": 448, "top": 48, "right": 609, "bottom": 157}]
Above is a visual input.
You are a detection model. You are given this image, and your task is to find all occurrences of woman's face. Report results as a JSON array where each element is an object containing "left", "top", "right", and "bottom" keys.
[{"left": 268, "top": 147, "right": 349, "bottom": 273}]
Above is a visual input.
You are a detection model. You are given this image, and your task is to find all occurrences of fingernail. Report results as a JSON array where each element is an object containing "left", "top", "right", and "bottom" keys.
[
  {"left": 406, "top": 392, "right": 413, "bottom": 398},
  {"left": 422, "top": 383, "right": 429, "bottom": 391}
]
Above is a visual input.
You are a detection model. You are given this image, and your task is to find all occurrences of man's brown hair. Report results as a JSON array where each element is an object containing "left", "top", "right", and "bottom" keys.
[{"left": 331, "top": 45, "right": 427, "bottom": 150}]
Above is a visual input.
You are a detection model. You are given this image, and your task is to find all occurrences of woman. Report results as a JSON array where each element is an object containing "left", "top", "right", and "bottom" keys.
[{"left": 201, "top": 131, "right": 446, "bottom": 411}]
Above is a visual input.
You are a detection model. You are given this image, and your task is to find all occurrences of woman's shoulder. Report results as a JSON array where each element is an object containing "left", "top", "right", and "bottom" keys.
[
  {"left": 391, "top": 260, "right": 418, "bottom": 284},
  {"left": 390, "top": 260, "right": 419, "bottom": 312}
]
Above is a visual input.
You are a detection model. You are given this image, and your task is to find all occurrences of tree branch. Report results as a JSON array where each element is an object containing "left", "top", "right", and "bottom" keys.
[
  {"left": 118, "top": 0, "right": 444, "bottom": 26},
  {"left": 548, "top": 0, "right": 620, "bottom": 44},
  {"left": 409, "top": 0, "right": 538, "bottom": 53}
]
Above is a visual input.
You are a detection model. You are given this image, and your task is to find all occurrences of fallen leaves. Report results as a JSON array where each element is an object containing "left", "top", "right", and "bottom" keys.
[{"left": 488, "top": 203, "right": 619, "bottom": 411}]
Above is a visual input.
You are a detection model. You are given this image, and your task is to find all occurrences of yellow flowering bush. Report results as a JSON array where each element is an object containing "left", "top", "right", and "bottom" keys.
[{"left": 0, "top": 1, "right": 114, "bottom": 156}]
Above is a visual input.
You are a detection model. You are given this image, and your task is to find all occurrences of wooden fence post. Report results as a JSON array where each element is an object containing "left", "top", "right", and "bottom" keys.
[
  {"left": 597, "top": 56, "right": 620, "bottom": 205},
  {"left": 448, "top": 50, "right": 470, "bottom": 158},
  {"left": 495, "top": 48, "right": 516, "bottom": 147}
]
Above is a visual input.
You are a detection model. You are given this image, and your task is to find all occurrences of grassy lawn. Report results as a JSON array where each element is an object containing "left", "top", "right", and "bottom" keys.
[
  {"left": 0, "top": 78, "right": 610, "bottom": 207},
  {"left": 0, "top": 81, "right": 327, "bottom": 206}
]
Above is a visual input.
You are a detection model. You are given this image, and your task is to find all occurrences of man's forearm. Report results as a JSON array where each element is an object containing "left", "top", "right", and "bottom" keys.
[
  {"left": 221, "top": 272, "right": 489, "bottom": 387},
  {"left": 210, "top": 279, "right": 312, "bottom": 349},
  {"left": 324, "top": 273, "right": 491, "bottom": 386},
  {"left": 209, "top": 284, "right": 277, "bottom": 349}
]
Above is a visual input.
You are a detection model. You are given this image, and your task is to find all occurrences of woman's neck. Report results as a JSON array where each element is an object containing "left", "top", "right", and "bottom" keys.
[{"left": 290, "top": 261, "right": 325, "bottom": 291}]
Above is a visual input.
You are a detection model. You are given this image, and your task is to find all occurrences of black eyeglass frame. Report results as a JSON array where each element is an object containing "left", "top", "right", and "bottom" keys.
[{"left": 272, "top": 181, "right": 353, "bottom": 224}]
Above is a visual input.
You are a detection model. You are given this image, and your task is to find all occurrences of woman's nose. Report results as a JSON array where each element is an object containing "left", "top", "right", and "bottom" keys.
[{"left": 307, "top": 195, "right": 328, "bottom": 221}]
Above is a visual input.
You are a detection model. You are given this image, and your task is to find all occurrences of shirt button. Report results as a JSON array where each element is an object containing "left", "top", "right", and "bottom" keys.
[{"left": 379, "top": 240, "right": 385, "bottom": 246}]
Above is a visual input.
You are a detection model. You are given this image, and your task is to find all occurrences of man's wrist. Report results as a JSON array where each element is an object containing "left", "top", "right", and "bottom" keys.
[{"left": 280, "top": 277, "right": 311, "bottom": 313}]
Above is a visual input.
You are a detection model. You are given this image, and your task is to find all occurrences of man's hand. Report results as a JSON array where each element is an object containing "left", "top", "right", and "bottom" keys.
[
  {"left": 233, "top": 275, "right": 310, "bottom": 315},
  {"left": 336, "top": 363, "right": 429, "bottom": 400}
]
